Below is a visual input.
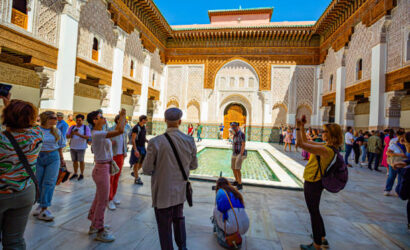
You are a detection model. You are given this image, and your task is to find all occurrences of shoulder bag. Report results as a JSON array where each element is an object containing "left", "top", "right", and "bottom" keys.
[
  {"left": 4, "top": 131, "right": 39, "bottom": 203},
  {"left": 221, "top": 189, "right": 242, "bottom": 248},
  {"left": 387, "top": 143, "right": 406, "bottom": 166},
  {"left": 164, "top": 132, "right": 193, "bottom": 207}
]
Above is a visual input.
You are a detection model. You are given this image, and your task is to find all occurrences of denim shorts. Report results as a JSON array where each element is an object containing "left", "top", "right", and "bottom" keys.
[
  {"left": 70, "top": 149, "right": 86, "bottom": 162},
  {"left": 129, "top": 146, "right": 146, "bottom": 165}
]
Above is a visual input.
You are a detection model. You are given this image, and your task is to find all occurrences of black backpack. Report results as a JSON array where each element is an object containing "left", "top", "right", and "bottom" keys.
[{"left": 396, "top": 166, "right": 410, "bottom": 200}]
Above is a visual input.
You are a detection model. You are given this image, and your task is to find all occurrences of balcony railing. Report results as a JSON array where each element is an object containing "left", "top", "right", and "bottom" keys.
[
  {"left": 92, "top": 49, "right": 99, "bottom": 61},
  {"left": 11, "top": 8, "right": 28, "bottom": 30}
]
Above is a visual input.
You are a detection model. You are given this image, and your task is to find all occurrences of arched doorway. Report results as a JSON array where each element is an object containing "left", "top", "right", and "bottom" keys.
[{"left": 223, "top": 104, "right": 246, "bottom": 139}]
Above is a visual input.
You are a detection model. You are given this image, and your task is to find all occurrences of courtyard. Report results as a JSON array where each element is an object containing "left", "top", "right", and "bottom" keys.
[{"left": 22, "top": 140, "right": 409, "bottom": 250}]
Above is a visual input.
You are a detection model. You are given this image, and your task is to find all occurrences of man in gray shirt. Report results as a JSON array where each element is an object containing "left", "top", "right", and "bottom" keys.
[{"left": 142, "top": 107, "right": 198, "bottom": 250}]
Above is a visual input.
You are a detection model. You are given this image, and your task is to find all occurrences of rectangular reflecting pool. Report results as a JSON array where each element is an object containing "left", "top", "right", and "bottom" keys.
[{"left": 193, "top": 147, "right": 279, "bottom": 182}]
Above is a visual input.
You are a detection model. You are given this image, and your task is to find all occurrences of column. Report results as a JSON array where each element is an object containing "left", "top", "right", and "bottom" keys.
[
  {"left": 369, "top": 43, "right": 387, "bottom": 129},
  {"left": 311, "top": 66, "right": 323, "bottom": 127},
  {"left": 137, "top": 51, "right": 151, "bottom": 116},
  {"left": 156, "top": 66, "right": 166, "bottom": 119},
  {"left": 385, "top": 91, "right": 406, "bottom": 129},
  {"left": 101, "top": 28, "right": 127, "bottom": 116},
  {"left": 152, "top": 100, "right": 161, "bottom": 119},
  {"left": 335, "top": 66, "right": 346, "bottom": 124},
  {"left": 131, "top": 94, "right": 141, "bottom": 118},
  {"left": 262, "top": 91, "right": 272, "bottom": 125},
  {"left": 320, "top": 106, "right": 331, "bottom": 123},
  {"left": 201, "top": 89, "right": 212, "bottom": 122},
  {"left": 286, "top": 66, "right": 297, "bottom": 125},
  {"left": 35, "top": 66, "right": 56, "bottom": 109},
  {"left": 40, "top": 2, "right": 81, "bottom": 113},
  {"left": 98, "top": 84, "right": 110, "bottom": 109},
  {"left": 344, "top": 101, "right": 357, "bottom": 128}
]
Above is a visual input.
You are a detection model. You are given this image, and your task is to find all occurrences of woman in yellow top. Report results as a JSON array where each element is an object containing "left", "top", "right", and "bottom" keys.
[{"left": 296, "top": 116, "right": 343, "bottom": 250}]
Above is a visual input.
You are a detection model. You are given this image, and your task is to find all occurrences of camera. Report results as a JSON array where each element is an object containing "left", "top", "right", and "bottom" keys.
[{"left": 0, "top": 83, "right": 12, "bottom": 97}]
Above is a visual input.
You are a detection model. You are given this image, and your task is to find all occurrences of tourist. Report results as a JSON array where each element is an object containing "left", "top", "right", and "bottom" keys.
[
  {"left": 130, "top": 115, "right": 148, "bottom": 185},
  {"left": 142, "top": 107, "right": 198, "bottom": 250},
  {"left": 228, "top": 127, "right": 234, "bottom": 143},
  {"left": 367, "top": 131, "right": 382, "bottom": 171},
  {"left": 219, "top": 123, "right": 224, "bottom": 139},
  {"left": 107, "top": 115, "right": 128, "bottom": 210},
  {"left": 0, "top": 95, "right": 43, "bottom": 249},
  {"left": 296, "top": 117, "right": 343, "bottom": 250},
  {"left": 361, "top": 131, "right": 370, "bottom": 165},
  {"left": 196, "top": 123, "right": 203, "bottom": 142},
  {"left": 382, "top": 129, "right": 395, "bottom": 169},
  {"left": 66, "top": 114, "right": 76, "bottom": 128},
  {"left": 56, "top": 112, "right": 69, "bottom": 147},
  {"left": 293, "top": 127, "right": 298, "bottom": 152},
  {"left": 67, "top": 114, "right": 91, "bottom": 181},
  {"left": 33, "top": 111, "right": 65, "bottom": 221},
  {"left": 384, "top": 130, "right": 407, "bottom": 196},
  {"left": 302, "top": 128, "right": 312, "bottom": 160},
  {"left": 230, "top": 122, "right": 246, "bottom": 190},
  {"left": 279, "top": 124, "right": 284, "bottom": 145},
  {"left": 344, "top": 126, "right": 354, "bottom": 167},
  {"left": 86, "top": 108, "right": 126, "bottom": 242},
  {"left": 353, "top": 130, "right": 364, "bottom": 167},
  {"left": 283, "top": 127, "right": 293, "bottom": 152},
  {"left": 187, "top": 123, "right": 194, "bottom": 137},
  {"left": 212, "top": 177, "right": 249, "bottom": 249}
]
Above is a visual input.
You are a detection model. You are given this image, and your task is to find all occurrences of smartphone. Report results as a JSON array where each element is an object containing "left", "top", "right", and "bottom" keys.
[{"left": 0, "top": 83, "right": 12, "bottom": 97}]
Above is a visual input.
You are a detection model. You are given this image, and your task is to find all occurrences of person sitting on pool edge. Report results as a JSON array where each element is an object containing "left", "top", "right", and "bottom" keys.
[{"left": 230, "top": 122, "right": 247, "bottom": 190}]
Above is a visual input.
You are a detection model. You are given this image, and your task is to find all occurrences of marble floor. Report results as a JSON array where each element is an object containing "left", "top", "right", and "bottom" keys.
[{"left": 18, "top": 140, "right": 410, "bottom": 250}]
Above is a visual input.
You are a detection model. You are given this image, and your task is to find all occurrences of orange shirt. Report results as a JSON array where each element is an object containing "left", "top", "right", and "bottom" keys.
[{"left": 66, "top": 119, "right": 76, "bottom": 127}]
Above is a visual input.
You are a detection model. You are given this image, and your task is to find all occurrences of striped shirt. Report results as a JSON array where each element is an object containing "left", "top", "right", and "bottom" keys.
[
  {"left": 232, "top": 130, "right": 245, "bottom": 155},
  {"left": 0, "top": 126, "right": 43, "bottom": 193}
]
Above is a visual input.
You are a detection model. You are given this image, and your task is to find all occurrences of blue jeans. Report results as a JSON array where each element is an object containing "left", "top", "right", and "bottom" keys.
[
  {"left": 360, "top": 145, "right": 367, "bottom": 162},
  {"left": 197, "top": 132, "right": 202, "bottom": 142},
  {"left": 385, "top": 165, "right": 403, "bottom": 192},
  {"left": 36, "top": 151, "right": 60, "bottom": 208},
  {"left": 368, "top": 152, "right": 380, "bottom": 170},
  {"left": 344, "top": 144, "right": 353, "bottom": 165}
]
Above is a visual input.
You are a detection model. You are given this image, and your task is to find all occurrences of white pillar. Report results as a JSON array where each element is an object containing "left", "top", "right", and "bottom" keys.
[
  {"left": 287, "top": 114, "right": 296, "bottom": 125},
  {"left": 101, "top": 28, "right": 126, "bottom": 115},
  {"left": 335, "top": 66, "right": 346, "bottom": 124},
  {"left": 138, "top": 51, "right": 151, "bottom": 116},
  {"left": 200, "top": 100, "right": 208, "bottom": 122},
  {"left": 40, "top": 4, "right": 79, "bottom": 112},
  {"left": 155, "top": 68, "right": 166, "bottom": 119},
  {"left": 369, "top": 43, "right": 387, "bottom": 129}
]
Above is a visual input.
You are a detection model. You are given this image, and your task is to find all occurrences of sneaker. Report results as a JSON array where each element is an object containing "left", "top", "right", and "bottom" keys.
[
  {"left": 113, "top": 198, "right": 120, "bottom": 205},
  {"left": 237, "top": 184, "right": 243, "bottom": 190},
  {"left": 383, "top": 191, "right": 392, "bottom": 196},
  {"left": 300, "top": 243, "right": 316, "bottom": 250},
  {"left": 88, "top": 225, "right": 111, "bottom": 234},
  {"left": 32, "top": 206, "right": 42, "bottom": 217},
  {"left": 131, "top": 172, "right": 135, "bottom": 177},
  {"left": 134, "top": 177, "right": 143, "bottom": 185},
  {"left": 232, "top": 181, "right": 238, "bottom": 186},
  {"left": 69, "top": 174, "right": 78, "bottom": 180},
  {"left": 37, "top": 209, "right": 54, "bottom": 221},
  {"left": 95, "top": 230, "right": 115, "bottom": 242},
  {"left": 108, "top": 201, "right": 116, "bottom": 210},
  {"left": 322, "top": 239, "right": 329, "bottom": 249},
  {"left": 78, "top": 174, "right": 84, "bottom": 181}
]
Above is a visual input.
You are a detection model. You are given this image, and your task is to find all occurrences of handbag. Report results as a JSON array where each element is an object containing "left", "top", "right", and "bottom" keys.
[
  {"left": 164, "top": 133, "right": 193, "bottom": 207},
  {"left": 3, "top": 131, "right": 39, "bottom": 203},
  {"left": 221, "top": 189, "right": 242, "bottom": 248},
  {"left": 56, "top": 163, "right": 70, "bottom": 185},
  {"left": 110, "top": 160, "right": 120, "bottom": 176},
  {"left": 387, "top": 143, "right": 406, "bottom": 166}
]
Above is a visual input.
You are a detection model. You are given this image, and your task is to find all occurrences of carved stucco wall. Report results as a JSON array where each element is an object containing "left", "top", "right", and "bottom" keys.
[
  {"left": 150, "top": 50, "right": 163, "bottom": 89},
  {"left": 77, "top": 0, "right": 116, "bottom": 70},
  {"left": 271, "top": 66, "right": 291, "bottom": 108},
  {"left": 166, "top": 66, "right": 184, "bottom": 108},
  {"left": 322, "top": 48, "right": 345, "bottom": 94},
  {"left": 387, "top": 0, "right": 410, "bottom": 72},
  {"left": 123, "top": 30, "right": 144, "bottom": 83},
  {"left": 187, "top": 66, "right": 204, "bottom": 104},
  {"left": 295, "top": 66, "right": 315, "bottom": 110},
  {"left": 36, "top": 0, "right": 63, "bottom": 45}
]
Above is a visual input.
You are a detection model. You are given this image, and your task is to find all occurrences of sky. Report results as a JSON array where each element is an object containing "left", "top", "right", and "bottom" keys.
[{"left": 153, "top": 0, "right": 332, "bottom": 26}]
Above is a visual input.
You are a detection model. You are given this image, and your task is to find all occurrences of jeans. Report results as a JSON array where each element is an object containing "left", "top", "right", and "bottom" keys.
[
  {"left": 197, "top": 132, "right": 202, "bottom": 142},
  {"left": 360, "top": 145, "right": 367, "bottom": 162},
  {"left": 109, "top": 154, "right": 124, "bottom": 201},
  {"left": 36, "top": 151, "right": 60, "bottom": 208},
  {"left": 88, "top": 162, "right": 110, "bottom": 230},
  {"left": 0, "top": 185, "right": 35, "bottom": 250},
  {"left": 353, "top": 144, "right": 360, "bottom": 164},
  {"left": 154, "top": 203, "right": 186, "bottom": 250},
  {"left": 304, "top": 181, "right": 326, "bottom": 246},
  {"left": 368, "top": 153, "right": 380, "bottom": 170},
  {"left": 344, "top": 144, "right": 353, "bottom": 165},
  {"left": 385, "top": 165, "right": 402, "bottom": 192}
]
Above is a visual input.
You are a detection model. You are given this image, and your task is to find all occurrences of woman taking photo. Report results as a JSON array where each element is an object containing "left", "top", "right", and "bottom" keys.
[
  {"left": 33, "top": 111, "right": 65, "bottom": 221},
  {"left": 86, "top": 108, "right": 126, "bottom": 242},
  {"left": 212, "top": 177, "right": 249, "bottom": 249},
  {"left": 296, "top": 116, "right": 343, "bottom": 250},
  {"left": 0, "top": 95, "right": 43, "bottom": 249}
]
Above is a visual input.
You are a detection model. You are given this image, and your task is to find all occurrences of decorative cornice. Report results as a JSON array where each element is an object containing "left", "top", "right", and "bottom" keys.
[
  {"left": 322, "top": 92, "right": 336, "bottom": 107},
  {"left": 122, "top": 76, "right": 142, "bottom": 95},
  {"left": 386, "top": 66, "right": 410, "bottom": 92},
  {"left": 345, "top": 80, "right": 371, "bottom": 101},
  {"left": 75, "top": 57, "right": 112, "bottom": 86},
  {"left": 148, "top": 87, "right": 160, "bottom": 100}
]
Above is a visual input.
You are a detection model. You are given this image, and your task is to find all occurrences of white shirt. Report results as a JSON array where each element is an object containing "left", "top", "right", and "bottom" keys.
[
  {"left": 91, "top": 130, "right": 113, "bottom": 162},
  {"left": 345, "top": 132, "right": 354, "bottom": 145}
]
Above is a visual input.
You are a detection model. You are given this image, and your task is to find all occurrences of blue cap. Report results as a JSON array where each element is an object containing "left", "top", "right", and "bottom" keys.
[{"left": 164, "top": 108, "right": 183, "bottom": 121}]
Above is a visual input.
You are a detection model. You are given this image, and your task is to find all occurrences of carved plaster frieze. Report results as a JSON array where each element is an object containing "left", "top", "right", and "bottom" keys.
[
  {"left": 98, "top": 84, "right": 111, "bottom": 108},
  {"left": 35, "top": 67, "right": 55, "bottom": 100},
  {"left": 321, "top": 106, "right": 331, "bottom": 123},
  {"left": 344, "top": 101, "right": 357, "bottom": 120},
  {"left": 152, "top": 100, "right": 161, "bottom": 113},
  {"left": 132, "top": 94, "right": 141, "bottom": 113},
  {"left": 385, "top": 91, "right": 406, "bottom": 118}
]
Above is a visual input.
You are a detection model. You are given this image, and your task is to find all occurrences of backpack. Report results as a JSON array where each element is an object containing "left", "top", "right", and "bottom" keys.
[
  {"left": 315, "top": 146, "right": 348, "bottom": 193},
  {"left": 395, "top": 166, "right": 410, "bottom": 200}
]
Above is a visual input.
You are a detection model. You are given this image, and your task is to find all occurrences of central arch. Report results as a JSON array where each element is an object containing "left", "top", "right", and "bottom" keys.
[
  {"left": 223, "top": 103, "right": 247, "bottom": 139},
  {"left": 214, "top": 58, "right": 260, "bottom": 90}
]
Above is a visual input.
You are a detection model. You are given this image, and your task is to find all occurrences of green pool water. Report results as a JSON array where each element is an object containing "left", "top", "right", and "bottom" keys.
[{"left": 193, "top": 147, "right": 280, "bottom": 182}]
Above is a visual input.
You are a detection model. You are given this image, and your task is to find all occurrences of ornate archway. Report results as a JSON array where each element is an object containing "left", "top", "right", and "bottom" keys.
[{"left": 223, "top": 103, "right": 247, "bottom": 139}]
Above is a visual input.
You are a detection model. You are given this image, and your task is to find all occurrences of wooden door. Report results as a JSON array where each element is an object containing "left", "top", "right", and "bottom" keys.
[{"left": 223, "top": 104, "right": 246, "bottom": 139}]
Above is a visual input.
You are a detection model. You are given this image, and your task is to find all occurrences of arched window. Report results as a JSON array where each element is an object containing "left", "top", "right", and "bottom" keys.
[
  {"left": 356, "top": 59, "right": 363, "bottom": 80},
  {"left": 239, "top": 77, "right": 245, "bottom": 87},
  {"left": 11, "top": 0, "right": 28, "bottom": 29},
  {"left": 220, "top": 77, "right": 226, "bottom": 88},
  {"left": 329, "top": 75, "right": 333, "bottom": 91},
  {"left": 406, "top": 33, "right": 410, "bottom": 62},
  {"left": 92, "top": 37, "right": 99, "bottom": 61},
  {"left": 130, "top": 60, "right": 134, "bottom": 77},
  {"left": 229, "top": 77, "right": 235, "bottom": 88},
  {"left": 152, "top": 73, "right": 155, "bottom": 87},
  {"left": 249, "top": 77, "right": 254, "bottom": 88}
]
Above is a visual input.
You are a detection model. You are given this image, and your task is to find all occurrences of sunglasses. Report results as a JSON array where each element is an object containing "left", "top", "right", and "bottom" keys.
[{"left": 49, "top": 116, "right": 57, "bottom": 120}]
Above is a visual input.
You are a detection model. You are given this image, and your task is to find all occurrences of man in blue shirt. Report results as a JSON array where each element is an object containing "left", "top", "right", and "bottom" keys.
[{"left": 56, "top": 112, "right": 69, "bottom": 147}]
